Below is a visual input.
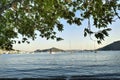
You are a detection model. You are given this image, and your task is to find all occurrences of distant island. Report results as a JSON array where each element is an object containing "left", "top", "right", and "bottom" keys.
[
  {"left": 98, "top": 40, "right": 120, "bottom": 50},
  {"left": 34, "top": 47, "right": 65, "bottom": 53}
]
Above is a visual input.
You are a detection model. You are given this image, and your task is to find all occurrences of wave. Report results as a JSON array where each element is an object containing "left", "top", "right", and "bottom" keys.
[{"left": 1, "top": 72, "right": 120, "bottom": 80}]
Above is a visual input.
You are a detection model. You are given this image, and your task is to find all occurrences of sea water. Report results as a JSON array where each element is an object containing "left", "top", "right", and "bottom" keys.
[{"left": 0, "top": 51, "right": 120, "bottom": 79}]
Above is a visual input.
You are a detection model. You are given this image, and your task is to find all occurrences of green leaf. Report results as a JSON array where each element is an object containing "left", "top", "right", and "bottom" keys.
[
  {"left": 56, "top": 37, "right": 63, "bottom": 41},
  {"left": 84, "top": 32, "right": 87, "bottom": 37},
  {"left": 102, "top": 30, "right": 109, "bottom": 36},
  {"left": 97, "top": 40, "right": 101, "bottom": 44},
  {"left": 18, "top": 41, "right": 21, "bottom": 44},
  {"left": 105, "top": 28, "right": 112, "bottom": 31}
]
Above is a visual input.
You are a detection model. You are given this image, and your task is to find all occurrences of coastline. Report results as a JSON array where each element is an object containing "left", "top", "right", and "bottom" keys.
[{"left": 0, "top": 50, "right": 20, "bottom": 54}]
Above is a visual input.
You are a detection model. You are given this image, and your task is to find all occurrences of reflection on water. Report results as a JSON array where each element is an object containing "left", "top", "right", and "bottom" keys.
[{"left": 0, "top": 51, "right": 120, "bottom": 79}]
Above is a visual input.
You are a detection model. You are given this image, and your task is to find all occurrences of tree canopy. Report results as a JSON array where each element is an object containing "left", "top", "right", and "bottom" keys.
[{"left": 0, "top": 0, "right": 120, "bottom": 50}]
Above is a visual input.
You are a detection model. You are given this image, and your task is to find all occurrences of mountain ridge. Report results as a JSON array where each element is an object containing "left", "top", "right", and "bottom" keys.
[
  {"left": 34, "top": 47, "right": 64, "bottom": 52},
  {"left": 98, "top": 40, "right": 120, "bottom": 50}
]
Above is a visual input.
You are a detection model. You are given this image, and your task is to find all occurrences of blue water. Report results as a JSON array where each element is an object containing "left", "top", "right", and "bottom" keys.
[{"left": 0, "top": 51, "right": 120, "bottom": 79}]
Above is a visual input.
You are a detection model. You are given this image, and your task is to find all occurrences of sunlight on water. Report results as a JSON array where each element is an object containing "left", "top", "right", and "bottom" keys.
[{"left": 0, "top": 51, "right": 120, "bottom": 79}]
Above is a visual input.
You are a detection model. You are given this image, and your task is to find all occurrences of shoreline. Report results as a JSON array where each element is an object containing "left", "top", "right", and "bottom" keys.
[{"left": 0, "top": 50, "right": 20, "bottom": 54}]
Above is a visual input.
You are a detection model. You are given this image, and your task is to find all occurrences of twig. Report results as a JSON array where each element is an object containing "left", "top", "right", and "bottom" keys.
[{"left": 113, "top": 6, "right": 120, "bottom": 19}]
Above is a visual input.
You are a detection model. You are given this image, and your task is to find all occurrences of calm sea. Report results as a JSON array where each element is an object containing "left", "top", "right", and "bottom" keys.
[{"left": 0, "top": 51, "right": 120, "bottom": 79}]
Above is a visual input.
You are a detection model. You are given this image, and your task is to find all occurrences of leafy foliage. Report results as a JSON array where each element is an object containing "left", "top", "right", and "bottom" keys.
[{"left": 0, "top": 0, "right": 120, "bottom": 50}]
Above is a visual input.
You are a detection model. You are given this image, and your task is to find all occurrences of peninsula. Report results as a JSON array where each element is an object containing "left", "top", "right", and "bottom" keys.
[{"left": 98, "top": 40, "right": 120, "bottom": 50}]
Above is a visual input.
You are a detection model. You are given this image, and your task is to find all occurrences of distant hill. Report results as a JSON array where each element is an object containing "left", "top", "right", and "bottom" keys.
[
  {"left": 34, "top": 47, "right": 64, "bottom": 52},
  {"left": 98, "top": 41, "right": 120, "bottom": 50}
]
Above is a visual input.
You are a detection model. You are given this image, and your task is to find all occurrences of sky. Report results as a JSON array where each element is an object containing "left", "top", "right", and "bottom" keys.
[
  {"left": 11, "top": 1, "right": 120, "bottom": 51},
  {"left": 12, "top": 17, "right": 120, "bottom": 51}
]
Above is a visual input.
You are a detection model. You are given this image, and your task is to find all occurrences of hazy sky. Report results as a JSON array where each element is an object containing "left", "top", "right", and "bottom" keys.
[{"left": 13, "top": 16, "right": 120, "bottom": 51}]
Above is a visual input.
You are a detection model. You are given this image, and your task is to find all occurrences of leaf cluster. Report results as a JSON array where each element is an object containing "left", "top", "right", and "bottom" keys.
[{"left": 0, "top": 0, "right": 120, "bottom": 49}]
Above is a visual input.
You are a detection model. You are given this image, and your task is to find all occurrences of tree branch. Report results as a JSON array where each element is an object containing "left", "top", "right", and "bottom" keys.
[{"left": 113, "top": 7, "right": 120, "bottom": 19}]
